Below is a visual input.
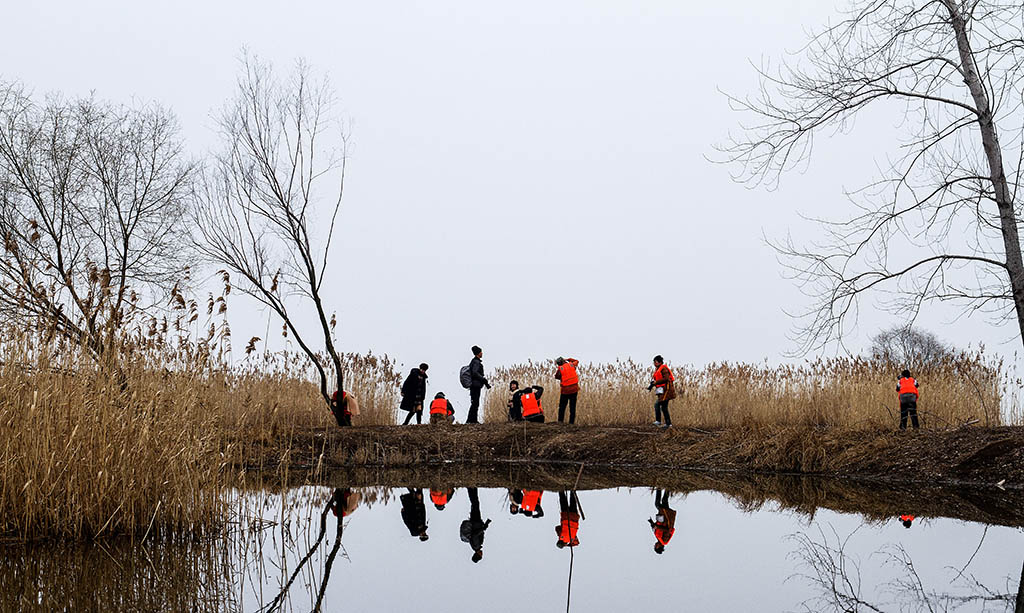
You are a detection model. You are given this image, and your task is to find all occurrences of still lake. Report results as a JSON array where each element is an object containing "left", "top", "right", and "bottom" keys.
[{"left": 5, "top": 482, "right": 1023, "bottom": 612}]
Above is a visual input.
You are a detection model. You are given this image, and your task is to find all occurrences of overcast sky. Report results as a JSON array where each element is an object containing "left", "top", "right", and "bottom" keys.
[{"left": 2, "top": 1, "right": 1017, "bottom": 394}]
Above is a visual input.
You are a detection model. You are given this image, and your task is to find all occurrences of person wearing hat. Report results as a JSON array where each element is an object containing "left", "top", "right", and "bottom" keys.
[
  {"left": 400, "top": 363, "right": 429, "bottom": 425},
  {"left": 429, "top": 391, "right": 455, "bottom": 425},
  {"left": 460, "top": 487, "right": 491, "bottom": 563},
  {"left": 554, "top": 357, "right": 580, "bottom": 424},
  {"left": 897, "top": 369, "right": 920, "bottom": 430},
  {"left": 466, "top": 345, "right": 491, "bottom": 424}
]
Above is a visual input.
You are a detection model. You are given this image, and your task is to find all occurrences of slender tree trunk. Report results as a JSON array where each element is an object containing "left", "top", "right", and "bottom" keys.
[{"left": 945, "top": 1, "right": 1024, "bottom": 345}]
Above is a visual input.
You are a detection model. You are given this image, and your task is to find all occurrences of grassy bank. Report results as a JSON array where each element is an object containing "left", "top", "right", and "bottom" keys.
[
  {"left": 483, "top": 354, "right": 1011, "bottom": 427},
  {"left": 255, "top": 423, "right": 1024, "bottom": 489}
]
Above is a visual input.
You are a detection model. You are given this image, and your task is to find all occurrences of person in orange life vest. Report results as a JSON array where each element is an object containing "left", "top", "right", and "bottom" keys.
[
  {"left": 555, "top": 357, "right": 580, "bottom": 424},
  {"left": 513, "top": 385, "right": 545, "bottom": 423},
  {"left": 507, "top": 380, "right": 522, "bottom": 422},
  {"left": 897, "top": 369, "right": 920, "bottom": 430},
  {"left": 649, "top": 489, "right": 676, "bottom": 554},
  {"left": 508, "top": 489, "right": 524, "bottom": 514},
  {"left": 648, "top": 355, "right": 676, "bottom": 428},
  {"left": 460, "top": 487, "right": 491, "bottom": 563},
  {"left": 429, "top": 392, "right": 455, "bottom": 426},
  {"left": 555, "top": 491, "right": 581, "bottom": 549},
  {"left": 899, "top": 514, "right": 915, "bottom": 529},
  {"left": 330, "top": 390, "right": 357, "bottom": 427},
  {"left": 430, "top": 487, "right": 456, "bottom": 511},
  {"left": 519, "top": 489, "right": 545, "bottom": 518}
]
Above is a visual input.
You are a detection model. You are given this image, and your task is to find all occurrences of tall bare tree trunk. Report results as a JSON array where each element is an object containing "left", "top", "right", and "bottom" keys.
[{"left": 945, "top": 1, "right": 1024, "bottom": 343}]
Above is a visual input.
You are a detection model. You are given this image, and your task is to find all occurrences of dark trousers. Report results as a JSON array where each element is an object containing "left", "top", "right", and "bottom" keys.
[
  {"left": 558, "top": 393, "right": 578, "bottom": 423},
  {"left": 402, "top": 408, "right": 422, "bottom": 425},
  {"left": 654, "top": 400, "right": 671, "bottom": 426},
  {"left": 899, "top": 394, "right": 919, "bottom": 429},
  {"left": 468, "top": 387, "right": 482, "bottom": 423},
  {"left": 558, "top": 491, "right": 579, "bottom": 513},
  {"left": 525, "top": 413, "right": 545, "bottom": 423}
]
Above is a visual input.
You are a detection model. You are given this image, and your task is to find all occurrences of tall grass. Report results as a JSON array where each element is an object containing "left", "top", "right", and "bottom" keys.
[
  {"left": 0, "top": 329, "right": 400, "bottom": 541},
  {"left": 484, "top": 353, "right": 1009, "bottom": 427}
]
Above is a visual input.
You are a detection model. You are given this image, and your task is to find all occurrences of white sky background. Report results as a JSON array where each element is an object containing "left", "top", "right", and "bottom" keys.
[{"left": 1, "top": 1, "right": 1019, "bottom": 394}]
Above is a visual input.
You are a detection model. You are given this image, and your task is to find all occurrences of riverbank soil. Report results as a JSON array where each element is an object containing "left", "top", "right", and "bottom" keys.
[{"left": 242, "top": 423, "right": 1024, "bottom": 487}]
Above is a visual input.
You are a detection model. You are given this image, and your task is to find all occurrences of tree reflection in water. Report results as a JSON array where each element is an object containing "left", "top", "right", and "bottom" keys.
[{"left": 789, "top": 525, "right": 1023, "bottom": 612}]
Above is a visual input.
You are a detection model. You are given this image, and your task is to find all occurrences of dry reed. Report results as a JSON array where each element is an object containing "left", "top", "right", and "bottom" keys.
[
  {"left": 0, "top": 327, "right": 400, "bottom": 541},
  {"left": 483, "top": 353, "right": 1010, "bottom": 428}
]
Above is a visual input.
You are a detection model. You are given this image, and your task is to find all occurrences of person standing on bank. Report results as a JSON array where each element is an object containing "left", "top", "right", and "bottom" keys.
[
  {"left": 649, "top": 355, "right": 675, "bottom": 428},
  {"left": 554, "top": 357, "right": 580, "bottom": 424},
  {"left": 466, "top": 346, "right": 490, "bottom": 424},
  {"left": 897, "top": 369, "right": 920, "bottom": 430},
  {"left": 400, "top": 363, "right": 429, "bottom": 425}
]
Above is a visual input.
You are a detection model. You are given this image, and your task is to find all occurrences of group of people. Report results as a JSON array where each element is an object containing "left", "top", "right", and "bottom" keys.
[
  {"left": 334, "top": 345, "right": 923, "bottom": 431},
  {"left": 396, "top": 347, "right": 680, "bottom": 428}
]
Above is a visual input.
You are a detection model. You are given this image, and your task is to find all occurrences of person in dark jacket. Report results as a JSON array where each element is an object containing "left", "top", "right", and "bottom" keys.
[
  {"left": 507, "top": 380, "right": 521, "bottom": 422},
  {"left": 467, "top": 346, "right": 490, "bottom": 424},
  {"left": 897, "top": 369, "right": 920, "bottom": 430},
  {"left": 508, "top": 489, "right": 524, "bottom": 514},
  {"left": 400, "top": 488, "right": 429, "bottom": 541},
  {"left": 400, "top": 364, "right": 429, "bottom": 425},
  {"left": 460, "top": 487, "right": 491, "bottom": 563},
  {"left": 511, "top": 384, "right": 545, "bottom": 423}
]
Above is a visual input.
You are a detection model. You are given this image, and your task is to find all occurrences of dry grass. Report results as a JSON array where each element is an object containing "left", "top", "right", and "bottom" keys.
[
  {"left": 483, "top": 353, "right": 1010, "bottom": 427},
  {"left": 0, "top": 330, "right": 400, "bottom": 541}
]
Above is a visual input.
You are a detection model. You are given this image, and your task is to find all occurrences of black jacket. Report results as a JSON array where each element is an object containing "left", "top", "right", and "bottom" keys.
[
  {"left": 400, "top": 368, "right": 427, "bottom": 411},
  {"left": 469, "top": 356, "right": 488, "bottom": 389},
  {"left": 510, "top": 386, "right": 543, "bottom": 417},
  {"left": 400, "top": 489, "right": 427, "bottom": 537}
]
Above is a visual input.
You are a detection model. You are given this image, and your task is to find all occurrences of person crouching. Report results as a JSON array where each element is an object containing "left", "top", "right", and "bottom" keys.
[
  {"left": 514, "top": 385, "right": 545, "bottom": 423},
  {"left": 429, "top": 392, "right": 455, "bottom": 425}
]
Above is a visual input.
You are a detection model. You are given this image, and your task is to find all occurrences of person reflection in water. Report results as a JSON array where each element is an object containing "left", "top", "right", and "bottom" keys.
[
  {"left": 431, "top": 487, "right": 456, "bottom": 511},
  {"left": 401, "top": 488, "right": 429, "bottom": 541},
  {"left": 649, "top": 489, "right": 676, "bottom": 554},
  {"left": 555, "top": 491, "right": 581, "bottom": 548},
  {"left": 509, "top": 489, "right": 524, "bottom": 515},
  {"left": 460, "top": 488, "right": 492, "bottom": 563},
  {"left": 520, "top": 489, "right": 544, "bottom": 518},
  {"left": 329, "top": 487, "right": 360, "bottom": 520},
  {"left": 899, "top": 514, "right": 915, "bottom": 528}
]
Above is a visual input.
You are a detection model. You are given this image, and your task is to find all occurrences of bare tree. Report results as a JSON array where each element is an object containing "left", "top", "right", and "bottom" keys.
[
  {"left": 0, "top": 82, "right": 195, "bottom": 362},
  {"left": 869, "top": 325, "right": 951, "bottom": 367},
  {"left": 721, "top": 1, "right": 1024, "bottom": 353},
  {"left": 194, "top": 55, "right": 347, "bottom": 409}
]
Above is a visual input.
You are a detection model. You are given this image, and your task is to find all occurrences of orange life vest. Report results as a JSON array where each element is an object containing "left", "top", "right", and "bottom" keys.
[
  {"left": 521, "top": 490, "right": 542, "bottom": 512},
  {"left": 899, "top": 514, "right": 915, "bottom": 522},
  {"left": 654, "top": 524, "right": 675, "bottom": 545},
  {"left": 429, "top": 398, "right": 449, "bottom": 415},
  {"left": 559, "top": 362, "right": 579, "bottom": 387},
  {"left": 653, "top": 364, "right": 674, "bottom": 385},
  {"left": 898, "top": 377, "right": 918, "bottom": 397},
  {"left": 430, "top": 489, "right": 448, "bottom": 506},
  {"left": 521, "top": 392, "right": 542, "bottom": 417},
  {"left": 559, "top": 513, "right": 580, "bottom": 545}
]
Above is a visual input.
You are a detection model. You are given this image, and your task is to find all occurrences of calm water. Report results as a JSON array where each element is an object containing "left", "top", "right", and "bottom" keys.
[{"left": 4, "top": 483, "right": 1023, "bottom": 612}]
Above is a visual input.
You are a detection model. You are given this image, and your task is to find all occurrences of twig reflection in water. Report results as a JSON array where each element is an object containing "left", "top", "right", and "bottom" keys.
[
  {"left": 789, "top": 524, "right": 1024, "bottom": 612},
  {"left": 260, "top": 488, "right": 356, "bottom": 613}
]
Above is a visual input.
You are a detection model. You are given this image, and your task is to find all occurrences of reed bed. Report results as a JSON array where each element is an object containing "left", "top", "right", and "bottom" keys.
[
  {"left": 0, "top": 331, "right": 400, "bottom": 541},
  {"left": 483, "top": 353, "right": 1010, "bottom": 428}
]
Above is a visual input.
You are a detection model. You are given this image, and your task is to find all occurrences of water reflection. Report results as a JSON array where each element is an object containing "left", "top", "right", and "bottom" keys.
[
  {"left": 791, "top": 526, "right": 1024, "bottom": 612},
  {"left": 3, "top": 482, "right": 1023, "bottom": 612}
]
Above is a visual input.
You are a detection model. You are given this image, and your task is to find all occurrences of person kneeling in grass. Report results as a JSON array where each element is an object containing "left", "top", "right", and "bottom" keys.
[
  {"left": 513, "top": 385, "right": 545, "bottom": 423},
  {"left": 429, "top": 392, "right": 455, "bottom": 425}
]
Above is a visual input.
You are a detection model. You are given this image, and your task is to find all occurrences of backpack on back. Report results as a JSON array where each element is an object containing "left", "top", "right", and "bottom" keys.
[{"left": 459, "top": 364, "right": 473, "bottom": 389}]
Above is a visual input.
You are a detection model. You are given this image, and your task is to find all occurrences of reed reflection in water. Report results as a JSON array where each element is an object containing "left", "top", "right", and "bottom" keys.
[{"left": 3, "top": 485, "right": 1023, "bottom": 612}]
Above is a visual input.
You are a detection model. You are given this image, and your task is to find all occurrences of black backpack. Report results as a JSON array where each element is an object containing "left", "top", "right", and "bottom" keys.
[{"left": 459, "top": 364, "right": 473, "bottom": 389}]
